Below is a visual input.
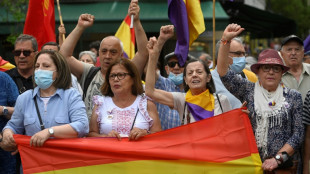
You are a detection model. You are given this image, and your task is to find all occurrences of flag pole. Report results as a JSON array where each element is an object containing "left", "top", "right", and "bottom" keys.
[
  {"left": 212, "top": 0, "right": 216, "bottom": 69},
  {"left": 56, "top": 0, "right": 65, "bottom": 41}
]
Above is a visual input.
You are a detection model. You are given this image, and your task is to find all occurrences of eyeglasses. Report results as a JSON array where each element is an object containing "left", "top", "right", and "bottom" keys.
[
  {"left": 12, "top": 50, "right": 35, "bottom": 57},
  {"left": 109, "top": 72, "right": 131, "bottom": 80},
  {"left": 260, "top": 65, "right": 283, "bottom": 73},
  {"left": 229, "top": 51, "right": 247, "bottom": 57},
  {"left": 167, "top": 61, "right": 183, "bottom": 68}
]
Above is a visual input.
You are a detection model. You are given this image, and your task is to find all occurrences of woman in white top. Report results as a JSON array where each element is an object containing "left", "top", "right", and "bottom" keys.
[
  {"left": 145, "top": 37, "right": 232, "bottom": 125},
  {"left": 88, "top": 58, "right": 161, "bottom": 140}
]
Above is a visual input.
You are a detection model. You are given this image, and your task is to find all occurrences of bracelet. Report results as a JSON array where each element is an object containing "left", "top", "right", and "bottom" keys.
[{"left": 220, "top": 38, "right": 231, "bottom": 45}]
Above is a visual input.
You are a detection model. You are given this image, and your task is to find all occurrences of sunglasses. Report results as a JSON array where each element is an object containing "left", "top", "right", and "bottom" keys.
[
  {"left": 167, "top": 61, "right": 183, "bottom": 68},
  {"left": 12, "top": 50, "right": 35, "bottom": 57}
]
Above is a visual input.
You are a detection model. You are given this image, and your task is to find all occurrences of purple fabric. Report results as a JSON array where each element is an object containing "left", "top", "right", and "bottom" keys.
[
  {"left": 168, "top": 0, "right": 189, "bottom": 67},
  {"left": 186, "top": 102, "right": 214, "bottom": 121},
  {"left": 304, "top": 35, "right": 310, "bottom": 52}
]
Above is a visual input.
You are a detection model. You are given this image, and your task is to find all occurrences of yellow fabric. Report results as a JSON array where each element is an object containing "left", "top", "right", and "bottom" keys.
[
  {"left": 0, "top": 62, "right": 15, "bottom": 71},
  {"left": 38, "top": 154, "right": 262, "bottom": 174},
  {"left": 243, "top": 69, "right": 258, "bottom": 83}
]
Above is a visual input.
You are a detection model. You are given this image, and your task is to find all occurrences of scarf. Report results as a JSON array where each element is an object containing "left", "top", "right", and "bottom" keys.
[
  {"left": 185, "top": 89, "right": 215, "bottom": 121},
  {"left": 254, "top": 81, "right": 287, "bottom": 158}
]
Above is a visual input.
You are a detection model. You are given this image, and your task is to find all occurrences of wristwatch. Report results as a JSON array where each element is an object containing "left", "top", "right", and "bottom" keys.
[
  {"left": 2, "top": 106, "right": 8, "bottom": 116},
  {"left": 48, "top": 128, "right": 54, "bottom": 137},
  {"left": 275, "top": 154, "right": 283, "bottom": 164}
]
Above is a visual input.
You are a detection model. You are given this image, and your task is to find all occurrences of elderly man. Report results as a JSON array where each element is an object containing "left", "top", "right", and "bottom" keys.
[
  {"left": 211, "top": 37, "right": 257, "bottom": 109},
  {"left": 6, "top": 34, "right": 38, "bottom": 94},
  {"left": 280, "top": 35, "right": 310, "bottom": 101},
  {"left": 60, "top": 0, "right": 148, "bottom": 119}
]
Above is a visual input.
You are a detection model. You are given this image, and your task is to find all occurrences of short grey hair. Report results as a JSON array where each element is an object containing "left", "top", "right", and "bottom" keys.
[
  {"left": 79, "top": 51, "right": 97, "bottom": 64},
  {"left": 15, "top": 34, "right": 38, "bottom": 51},
  {"left": 100, "top": 36, "right": 124, "bottom": 54},
  {"left": 215, "top": 37, "right": 243, "bottom": 64}
]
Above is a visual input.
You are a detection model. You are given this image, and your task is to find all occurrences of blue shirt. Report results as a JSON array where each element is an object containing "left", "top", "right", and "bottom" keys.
[
  {"left": 155, "top": 75, "right": 183, "bottom": 130},
  {"left": 4, "top": 87, "right": 89, "bottom": 137},
  {"left": 0, "top": 72, "right": 19, "bottom": 129},
  {"left": 211, "top": 68, "right": 242, "bottom": 109},
  {"left": 0, "top": 72, "right": 19, "bottom": 174}
]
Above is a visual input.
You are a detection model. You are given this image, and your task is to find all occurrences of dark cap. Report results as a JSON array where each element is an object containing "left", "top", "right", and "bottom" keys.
[
  {"left": 281, "top": 35, "right": 303, "bottom": 47},
  {"left": 164, "top": 52, "right": 195, "bottom": 63}
]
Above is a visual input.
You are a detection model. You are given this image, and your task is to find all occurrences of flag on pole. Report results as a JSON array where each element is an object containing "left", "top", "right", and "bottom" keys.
[
  {"left": 15, "top": 109, "right": 262, "bottom": 174},
  {"left": 23, "top": 0, "right": 56, "bottom": 51},
  {"left": 168, "top": 0, "right": 205, "bottom": 66},
  {"left": 115, "top": 15, "right": 135, "bottom": 59}
]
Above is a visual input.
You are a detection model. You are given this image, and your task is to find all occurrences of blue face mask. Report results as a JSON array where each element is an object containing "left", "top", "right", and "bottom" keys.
[
  {"left": 168, "top": 72, "right": 183, "bottom": 86},
  {"left": 230, "top": 56, "right": 246, "bottom": 73},
  {"left": 35, "top": 69, "right": 55, "bottom": 89}
]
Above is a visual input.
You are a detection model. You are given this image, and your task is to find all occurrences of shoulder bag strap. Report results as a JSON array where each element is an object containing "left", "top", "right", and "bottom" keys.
[
  {"left": 16, "top": 77, "right": 26, "bottom": 94},
  {"left": 34, "top": 96, "right": 45, "bottom": 130},
  {"left": 216, "top": 94, "right": 224, "bottom": 113}
]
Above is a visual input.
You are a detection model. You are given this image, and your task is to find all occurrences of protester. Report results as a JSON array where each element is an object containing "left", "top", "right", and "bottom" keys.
[
  {"left": 280, "top": 35, "right": 310, "bottom": 101},
  {"left": 146, "top": 37, "right": 232, "bottom": 125},
  {"left": 89, "top": 40, "right": 101, "bottom": 67},
  {"left": 79, "top": 51, "right": 97, "bottom": 66},
  {"left": 212, "top": 37, "right": 257, "bottom": 109},
  {"left": 60, "top": 0, "right": 148, "bottom": 120},
  {"left": 6, "top": 34, "right": 38, "bottom": 94},
  {"left": 199, "top": 53, "right": 213, "bottom": 69},
  {"left": 148, "top": 25, "right": 196, "bottom": 130},
  {"left": 303, "top": 90, "right": 310, "bottom": 174},
  {"left": 1, "top": 51, "right": 89, "bottom": 168},
  {"left": 0, "top": 72, "right": 19, "bottom": 173},
  {"left": 217, "top": 24, "right": 304, "bottom": 173},
  {"left": 88, "top": 58, "right": 161, "bottom": 140},
  {"left": 41, "top": 42, "right": 83, "bottom": 96}
]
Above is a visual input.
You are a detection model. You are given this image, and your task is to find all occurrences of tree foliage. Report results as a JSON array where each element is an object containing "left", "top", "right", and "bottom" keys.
[
  {"left": 0, "top": 0, "right": 29, "bottom": 44},
  {"left": 267, "top": 0, "right": 310, "bottom": 38}
]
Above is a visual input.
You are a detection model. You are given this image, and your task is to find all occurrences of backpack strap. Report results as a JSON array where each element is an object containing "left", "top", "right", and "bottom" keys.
[{"left": 83, "top": 67, "right": 101, "bottom": 100}]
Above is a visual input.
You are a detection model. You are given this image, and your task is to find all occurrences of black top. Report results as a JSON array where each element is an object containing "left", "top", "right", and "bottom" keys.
[{"left": 6, "top": 68, "right": 33, "bottom": 94}]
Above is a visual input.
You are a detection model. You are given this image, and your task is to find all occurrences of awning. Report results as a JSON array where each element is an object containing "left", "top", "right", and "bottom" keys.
[
  {"left": 221, "top": 2, "right": 297, "bottom": 38},
  {"left": 0, "top": 1, "right": 229, "bottom": 35}
]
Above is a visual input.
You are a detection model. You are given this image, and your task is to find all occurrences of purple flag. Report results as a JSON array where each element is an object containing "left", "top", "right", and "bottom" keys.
[
  {"left": 304, "top": 35, "right": 310, "bottom": 52},
  {"left": 168, "top": 0, "right": 189, "bottom": 67}
]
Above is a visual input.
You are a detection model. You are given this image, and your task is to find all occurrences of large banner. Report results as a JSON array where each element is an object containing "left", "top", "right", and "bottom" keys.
[{"left": 14, "top": 109, "right": 262, "bottom": 174}]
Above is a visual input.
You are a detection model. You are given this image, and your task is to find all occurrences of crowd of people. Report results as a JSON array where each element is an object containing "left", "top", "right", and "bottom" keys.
[{"left": 1, "top": 1, "right": 310, "bottom": 174}]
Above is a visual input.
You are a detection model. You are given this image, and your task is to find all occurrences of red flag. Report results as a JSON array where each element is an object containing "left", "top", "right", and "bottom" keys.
[
  {"left": 15, "top": 109, "right": 262, "bottom": 174},
  {"left": 23, "top": 0, "right": 56, "bottom": 51}
]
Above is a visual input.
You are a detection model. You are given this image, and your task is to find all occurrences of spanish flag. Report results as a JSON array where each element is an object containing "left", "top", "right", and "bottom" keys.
[
  {"left": 0, "top": 56, "right": 15, "bottom": 72},
  {"left": 115, "top": 15, "right": 135, "bottom": 59},
  {"left": 168, "top": 0, "right": 205, "bottom": 66},
  {"left": 23, "top": 0, "right": 56, "bottom": 51},
  {"left": 14, "top": 109, "right": 262, "bottom": 174}
]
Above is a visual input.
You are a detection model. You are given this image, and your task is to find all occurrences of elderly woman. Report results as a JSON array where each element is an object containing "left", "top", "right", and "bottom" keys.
[
  {"left": 79, "top": 51, "right": 97, "bottom": 66},
  {"left": 2, "top": 50, "right": 89, "bottom": 150},
  {"left": 145, "top": 37, "right": 232, "bottom": 125},
  {"left": 217, "top": 24, "right": 304, "bottom": 173},
  {"left": 88, "top": 58, "right": 161, "bottom": 140}
]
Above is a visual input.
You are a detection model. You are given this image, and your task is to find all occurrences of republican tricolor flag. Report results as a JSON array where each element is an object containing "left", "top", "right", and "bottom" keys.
[
  {"left": 15, "top": 109, "right": 262, "bottom": 174},
  {"left": 23, "top": 0, "right": 56, "bottom": 51},
  {"left": 168, "top": 0, "right": 205, "bottom": 66},
  {"left": 115, "top": 15, "right": 135, "bottom": 59}
]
